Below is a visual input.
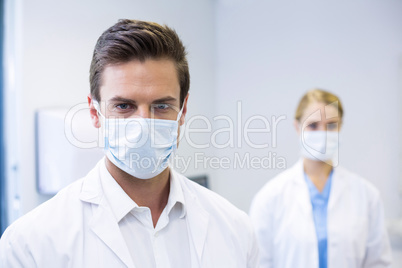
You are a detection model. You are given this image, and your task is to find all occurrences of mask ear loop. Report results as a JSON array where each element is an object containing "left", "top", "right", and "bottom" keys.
[
  {"left": 176, "top": 105, "right": 186, "bottom": 143},
  {"left": 176, "top": 105, "right": 185, "bottom": 122},
  {"left": 92, "top": 100, "right": 109, "bottom": 148},
  {"left": 92, "top": 100, "right": 106, "bottom": 119}
]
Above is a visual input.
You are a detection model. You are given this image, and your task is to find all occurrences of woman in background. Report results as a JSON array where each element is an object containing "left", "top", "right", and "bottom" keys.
[{"left": 250, "top": 89, "right": 392, "bottom": 268}]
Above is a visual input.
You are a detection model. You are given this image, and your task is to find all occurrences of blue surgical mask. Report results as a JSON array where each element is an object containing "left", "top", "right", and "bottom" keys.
[{"left": 93, "top": 100, "right": 183, "bottom": 179}]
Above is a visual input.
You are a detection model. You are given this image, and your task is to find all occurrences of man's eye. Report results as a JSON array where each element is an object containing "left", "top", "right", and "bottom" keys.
[
  {"left": 116, "top": 103, "right": 131, "bottom": 110},
  {"left": 154, "top": 104, "right": 170, "bottom": 110}
]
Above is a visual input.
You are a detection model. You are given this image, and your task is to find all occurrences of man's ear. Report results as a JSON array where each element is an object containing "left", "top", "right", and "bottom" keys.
[
  {"left": 179, "top": 93, "right": 189, "bottom": 126},
  {"left": 88, "top": 94, "right": 101, "bottom": 128}
]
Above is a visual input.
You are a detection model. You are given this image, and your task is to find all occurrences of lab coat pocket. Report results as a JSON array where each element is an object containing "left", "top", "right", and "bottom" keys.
[{"left": 344, "top": 218, "right": 368, "bottom": 264}]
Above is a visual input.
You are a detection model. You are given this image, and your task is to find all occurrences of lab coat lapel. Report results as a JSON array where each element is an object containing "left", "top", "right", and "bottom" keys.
[
  {"left": 328, "top": 167, "right": 346, "bottom": 211},
  {"left": 292, "top": 160, "right": 313, "bottom": 216},
  {"left": 327, "top": 167, "right": 347, "bottom": 267},
  {"left": 89, "top": 199, "right": 135, "bottom": 268},
  {"left": 80, "top": 161, "right": 135, "bottom": 268},
  {"left": 186, "top": 195, "right": 209, "bottom": 264},
  {"left": 178, "top": 174, "right": 209, "bottom": 265}
]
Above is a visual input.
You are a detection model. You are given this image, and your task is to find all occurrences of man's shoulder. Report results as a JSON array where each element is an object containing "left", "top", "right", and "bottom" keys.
[
  {"left": 175, "top": 171, "right": 249, "bottom": 222},
  {"left": 2, "top": 178, "right": 86, "bottom": 241},
  {"left": 176, "top": 172, "right": 254, "bottom": 250},
  {"left": 0, "top": 177, "right": 95, "bottom": 266}
]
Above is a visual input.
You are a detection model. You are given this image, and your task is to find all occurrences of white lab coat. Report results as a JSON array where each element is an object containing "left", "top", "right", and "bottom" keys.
[
  {"left": 249, "top": 160, "right": 392, "bottom": 268},
  {"left": 0, "top": 160, "right": 259, "bottom": 268}
]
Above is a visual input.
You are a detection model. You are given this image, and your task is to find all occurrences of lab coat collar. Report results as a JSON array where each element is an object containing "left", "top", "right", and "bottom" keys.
[
  {"left": 79, "top": 158, "right": 135, "bottom": 268},
  {"left": 89, "top": 196, "right": 135, "bottom": 268},
  {"left": 291, "top": 159, "right": 313, "bottom": 216},
  {"left": 99, "top": 158, "right": 138, "bottom": 223},
  {"left": 79, "top": 158, "right": 208, "bottom": 267},
  {"left": 79, "top": 158, "right": 104, "bottom": 204},
  {"left": 175, "top": 170, "right": 210, "bottom": 265},
  {"left": 100, "top": 162, "right": 186, "bottom": 223},
  {"left": 80, "top": 159, "right": 186, "bottom": 217},
  {"left": 292, "top": 159, "right": 347, "bottom": 213},
  {"left": 327, "top": 166, "right": 347, "bottom": 211}
]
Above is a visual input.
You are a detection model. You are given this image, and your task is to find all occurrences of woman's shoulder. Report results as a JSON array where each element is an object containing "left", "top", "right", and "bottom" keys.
[
  {"left": 335, "top": 166, "right": 380, "bottom": 198},
  {"left": 252, "top": 161, "right": 302, "bottom": 205},
  {"left": 267, "top": 160, "right": 302, "bottom": 186}
]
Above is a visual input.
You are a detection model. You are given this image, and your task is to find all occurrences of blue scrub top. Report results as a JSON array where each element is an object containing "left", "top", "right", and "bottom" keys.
[{"left": 304, "top": 170, "right": 333, "bottom": 268}]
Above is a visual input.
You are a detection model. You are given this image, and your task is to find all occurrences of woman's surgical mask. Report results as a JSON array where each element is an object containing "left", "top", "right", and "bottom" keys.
[
  {"left": 300, "top": 131, "right": 339, "bottom": 165},
  {"left": 93, "top": 100, "right": 183, "bottom": 179}
]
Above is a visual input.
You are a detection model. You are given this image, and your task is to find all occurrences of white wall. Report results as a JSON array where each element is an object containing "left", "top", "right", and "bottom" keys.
[
  {"left": 5, "top": 0, "right": 402, "bottom": 264},
  {"left": 214, "top": 0, "right": 402, "bottom": 218},
  {"left": 7, "top": 0, "right": 216, "bottom": 218},
  {"left": 7, "top": 0, "right": 402, "bottom": 225},
  {"left": 213, "top": 2, "right": 402, "bottom": 263}
]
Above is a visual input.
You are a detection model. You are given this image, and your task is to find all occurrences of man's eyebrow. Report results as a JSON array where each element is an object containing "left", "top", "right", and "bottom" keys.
[
  {"left": 152, "top": 96, "right": 177, "bottom": 103},
  {"left": 108, "top": 96, "right": 177, "bottom": 104},
  {"left": 109, "top": 96, "right": 136, "bottom": 103}
]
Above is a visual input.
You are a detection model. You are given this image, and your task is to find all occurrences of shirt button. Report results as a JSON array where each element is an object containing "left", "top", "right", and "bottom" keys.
[{"left": 154, "top": 232, "right": 159, "bottom": 237}]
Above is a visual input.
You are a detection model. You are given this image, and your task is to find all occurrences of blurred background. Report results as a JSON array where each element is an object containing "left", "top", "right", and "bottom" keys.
[{"left": 1, "top": 0, "right": 402, "bottom": 264}]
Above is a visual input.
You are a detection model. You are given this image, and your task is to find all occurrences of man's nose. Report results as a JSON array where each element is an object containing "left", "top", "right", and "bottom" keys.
[{"left": 136, "top": 105, "right": 152, "bottom": 118}]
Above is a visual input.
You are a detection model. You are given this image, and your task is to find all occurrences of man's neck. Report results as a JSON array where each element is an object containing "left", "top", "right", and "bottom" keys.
[{"left": 105, "top": 158, "right": 170, "bottom": 227}]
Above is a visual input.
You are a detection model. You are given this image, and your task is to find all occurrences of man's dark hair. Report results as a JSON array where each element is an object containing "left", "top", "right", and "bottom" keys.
[{"left": 90, "top": 19, "right": 190, "bottom": 107}]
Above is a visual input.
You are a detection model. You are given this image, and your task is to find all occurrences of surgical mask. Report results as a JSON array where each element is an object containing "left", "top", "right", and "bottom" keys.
[
  {"left": 300, "top": 131, "right": 339, "bottom": 163},
  {"left": 93, "top": 100, "right": 183, "bottom": 179}
]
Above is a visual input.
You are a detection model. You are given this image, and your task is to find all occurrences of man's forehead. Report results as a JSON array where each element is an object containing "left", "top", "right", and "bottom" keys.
[
  {"left": 102, "top": 59, "right": 178, "bottom": 80},
  {"left": 99, "top": 59, "right": 181, "bottom": 102}
]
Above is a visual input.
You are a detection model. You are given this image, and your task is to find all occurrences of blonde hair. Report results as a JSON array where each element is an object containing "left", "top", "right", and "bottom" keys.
[{"left": 295, "top": 89, "right": 344, "bottom": 121}]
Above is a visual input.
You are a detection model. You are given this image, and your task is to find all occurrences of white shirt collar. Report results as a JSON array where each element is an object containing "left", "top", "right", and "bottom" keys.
[
  {"left": 166, "top": 168, "right": 186, "bottom": 219},
  {"left": 99, "top": 159, "right": 186, "bottom": 222},
  {"left": 100, "top": 159, "right": 137, "bottom": 222}
]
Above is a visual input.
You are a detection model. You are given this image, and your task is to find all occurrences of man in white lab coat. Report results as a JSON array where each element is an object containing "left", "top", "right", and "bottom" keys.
[{"left": 0, "top": 19, "right": 259, "bottom": 267}]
